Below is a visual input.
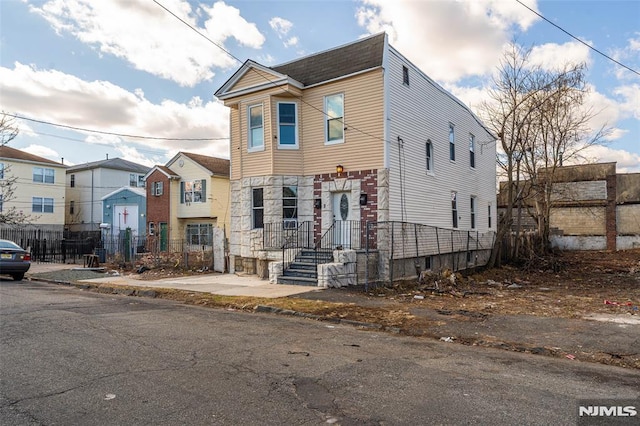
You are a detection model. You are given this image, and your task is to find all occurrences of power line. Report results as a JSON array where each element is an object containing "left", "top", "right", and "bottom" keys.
[
  {"left": 515, "top": 0, "right": 640, "bottom": 77},
  {"left": 5, "top": 113, "right": 229, "bottom": 142}
]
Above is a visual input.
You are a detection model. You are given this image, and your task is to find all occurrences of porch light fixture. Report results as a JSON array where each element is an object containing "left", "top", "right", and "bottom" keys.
[
  {"left": 359, "top": 193, "right": 367, "bottom": 206},
  {"left": 314, "top": 198, "right": 322, "bottom": 209},
  {"left": 336, "top": 164, "right": 344, "bottom": 174}
]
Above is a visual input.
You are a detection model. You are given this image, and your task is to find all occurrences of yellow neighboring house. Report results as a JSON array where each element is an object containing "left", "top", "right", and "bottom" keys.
[{"left": 0, "top": 145, "right": 67, "bottom": 231}]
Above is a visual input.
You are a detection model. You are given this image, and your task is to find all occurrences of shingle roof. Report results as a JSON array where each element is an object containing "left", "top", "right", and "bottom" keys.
[
  {"left": 66, "top": 157, "right": 150, "bottom": 174},
  {"left": 156, "top": 165, "right": 180, "bottom": 177},
  {"left": 0, "top": 145, "right": 65, "bottom": 166},
  {"left": 181, "top": 152, "right": 230, "bottom": 177},
  {"left": 271, "top": 33, "right": 385, "bottom": 86}
]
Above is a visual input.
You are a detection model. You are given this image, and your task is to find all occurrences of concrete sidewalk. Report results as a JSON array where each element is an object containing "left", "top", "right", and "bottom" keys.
[{"left": 26, "top": 262, "right": 323, "bottom": 299}]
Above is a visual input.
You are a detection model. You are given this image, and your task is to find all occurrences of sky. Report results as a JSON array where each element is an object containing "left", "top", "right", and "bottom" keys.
[{"left": 1, "top": 0, "right": 638, "bottom": 172}]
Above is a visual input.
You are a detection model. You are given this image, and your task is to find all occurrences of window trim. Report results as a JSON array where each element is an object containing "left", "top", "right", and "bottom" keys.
[
  {"left": 33, "top": 167, "right": 55, "bottom": 184},
  {"left": 148, "top": 222, "right": 155, "bottom": 236},
  {"left": 451, "top": 191, "right": 458, "bottom": 229},
  {"left": 70, "top": 174, "right": 75, "bottom": 187},
  {"left": 252, "top": 188, "right": 264, "bottom": 229},
  {"left": 277, "top": 102, "right": 299, "bottom": 149},
  {"left": 425, "top": 140, "right": 434, "bottom": 174},
  {"left": 282, "top": 185, "right": 298, "bottom": 228},
  {"left": 469, "top": 133, "right": 475, "bottom": 169},
  {"left": 324, "top": 93, "right": 344, "bottom": 145},
  {"left": 32, "top": 197, "right": 54, "bottom": 213},
  {"left": 153, "top": 181, "right": 164, "bottom": 196},
  {"left": 248, "top": 103, "right": 265, "bottom": 152},
  {"left": 449, "top": 123, "right": 455, "bottom": 162},
  {"left": 470, "top": 196, "right": 476, "bottom": 230}
]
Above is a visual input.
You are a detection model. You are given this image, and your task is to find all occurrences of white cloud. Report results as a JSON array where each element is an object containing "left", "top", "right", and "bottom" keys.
[
  {"left": 0, "top": 62, "right": 230, "bottom": 160},
  {"left": 23, "top": 144, "right": 61, "bottom": 162},
  {"left": 269, "top": 16, "right": 298, "bottom": 48},
  {"left": 28, "top": 0, "right": 264, "bottom": 87},
  {"left": 582, "top": 144, "right": 640, "bottom": 173},
  {"left": 529, "top": 41, "right": 593, "bottom": 70},
  {"left": 355, "top": 0, "right": 540, "bottom": 82}
]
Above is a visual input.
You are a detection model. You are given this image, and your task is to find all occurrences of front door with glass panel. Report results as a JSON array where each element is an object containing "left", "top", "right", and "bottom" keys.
[{"left": 332, "top": 192, "right": 352, "bottom": 248}]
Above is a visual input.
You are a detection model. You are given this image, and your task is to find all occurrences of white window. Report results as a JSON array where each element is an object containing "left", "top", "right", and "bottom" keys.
[
  {"left": 277, "top": 102, "right": 298, "bottom": 148},
  {"left": 451, "top": 192, "right": 458, "bottom": 228},
  {"left": 186, "top": 223, "right": 213, "bottom": 246},
  {"left": 33, "top": 167, "right": 54, "bottom": 184},
  {"left": 426, "top": 140, "right": 433, "bottom": 173},
  {"left": 470, "top": 196, "right": 476, "bottom": 229},
  {"left": 33, "top": 197, "right": 54, "bottom": 213},
  {"left": 325, "top": 94, "right": 344, "bottom": 144},
  {"left": 449, "top": 124, "right": 455, "bottom": 161},
  {"left": 130, "top": 174, "right": 137, "bottom": 187},
  {"left": 148, "top": 222, "right": 155, "bottom": 236},
  {"left": 138, "top": 175, "right": 145, "bottom": 188},
  {"left": 153, "top": 181, "right": 164, "bottom": 196},
  {"left": 469, "top": 134, "right": 475, "bottom": 168},
  {"left": 283, "top": 186, "right": 297, "bottom": 228},
  {"left": 181, "top": 180, "right": 205, "bottom": 203},
  {"left": 252, "top": 188, "right": 264, "bottom": 229},
  {"left": 248, "top": 104, "right": 264, "bottom": 151}
]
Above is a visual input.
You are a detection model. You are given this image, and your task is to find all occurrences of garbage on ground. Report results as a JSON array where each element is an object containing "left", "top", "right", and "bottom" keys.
[
  {"left": 565, "top": 354, "right": 576, "bottom": 360},
  {"left": 440, "top": 336, "right": 455, "bottom": 343},
  {"left": 604, "top": 300, "right": 632, "bottom": 306},
  {"left": 413, "top": 295, "right": 425, "bottom": 300}
]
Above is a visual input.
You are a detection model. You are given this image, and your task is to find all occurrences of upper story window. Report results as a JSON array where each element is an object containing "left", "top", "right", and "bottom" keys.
[
  {"left": 325, "top": 93, "right": 344, "bottom": 144},
  {"left": 70, "top": 174, "right": 75, "bottom": 187},
  {"left": 33, "top": 167, "right": 54, "bottom": 184},
  {"left": 33, "top": 197, "right": 54, "bottom": 213},
  {"left": 451, "top": 191, "right": 458, "bottom": 229},
  {"left": 153, "top": 181, "right": 164, "bottom": 196},
  {"left": 283, "top": 186, "right": 298, "bottom": 228},
  {"left": 129, "top": 174, "right": 144, "bottom": 187},
  {"left": 425, "top": 140, "right": 433, "bottom": 173},
  {"left": 449, "top": 123, "right": 455, "bottom": 161},
  {"left": 248, "top": 104, "right": 264, "bottom": 151},
  {"left": 138, "top": 175, "right": 145, "bottom": 188},
  {"left": 0, "top": 163, "right": 4, "bottom": 179},
  {"left": 277, "top": 102, "right": 298, "bottom": 148},
  {"left": 469, "top": 133, "right": 475, "bottom": 168},
  {"left": 180, "top": 179, "right": 206, "bottom": 203},
  {"left": 252, "top": 188, "right": 264, "bottom": 229},
  {"left": 402, "top": 65, "right": 409, "bottom": 86}
]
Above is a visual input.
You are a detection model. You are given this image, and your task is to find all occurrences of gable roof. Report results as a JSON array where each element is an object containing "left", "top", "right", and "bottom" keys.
[
  {"left": 215, "top": 33, "right": 386, "bottom": 98},
  {"left": 271, "top": 33, "right": 385, "bottom": 87},
  {"left": 144, "top": 165, "right": 180, "bottom": 181},
  {"left": 0, "top": 145, "right": 66, "bottom": 167},
  {"left": 101, "top": 186, "right": 147, "bottom": 201},
  {"left": 181, "top": 152, "right": 230, "bottom": 177},
  {"left": 66, "top": 157, "right": 150, "bottom": 174}
]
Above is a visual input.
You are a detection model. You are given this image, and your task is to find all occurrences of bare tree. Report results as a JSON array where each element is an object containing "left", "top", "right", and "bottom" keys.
[
  {"left": 481, "top": 43, "right": 606, "bottom": 266},
  {"left": 0, "top": 112, "right": 34, "bottom": 225}
]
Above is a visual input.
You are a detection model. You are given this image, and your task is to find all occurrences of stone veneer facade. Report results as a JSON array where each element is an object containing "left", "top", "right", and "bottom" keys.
[{"left": 229, "top": 168, "right": 390, "bottom": 278}]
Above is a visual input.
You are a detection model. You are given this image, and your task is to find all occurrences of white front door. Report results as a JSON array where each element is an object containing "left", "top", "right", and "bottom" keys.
[{"left": 332, "top": 192, "right": 352, "bottom": 248}]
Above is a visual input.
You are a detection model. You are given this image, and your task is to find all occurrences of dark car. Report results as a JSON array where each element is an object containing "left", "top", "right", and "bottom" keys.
[{"left": 0, "top": 239, "right": 31, "bottom": 280}]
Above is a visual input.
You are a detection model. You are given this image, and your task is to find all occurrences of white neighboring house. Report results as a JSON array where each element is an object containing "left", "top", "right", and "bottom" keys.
[
  {"left": 215, "top": 33, "right": 497, "bottom": 284},
  {"left": 0, "top": 145, "right": 67, "bottom": 231},
  {"left": 66, "top": 157, "right": 150, "bottom": 233}
]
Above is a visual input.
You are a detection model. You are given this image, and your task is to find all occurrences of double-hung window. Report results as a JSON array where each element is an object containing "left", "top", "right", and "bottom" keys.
[
  {"left": 33, "top": 167, "right": 54, "bottom": 184},
  {"left": 449, "top": 123, "right": 455, "bottom": 161},
  {"left": 325, "top": 94, "right": 344, "bottom": 144},
  {"left": 469, "top": 133, "right": 475, "bottom": 168},
  {"left": 70, "top": 174, "right": 75, "bottom": 187},
  {"left": 181, "top": 180, "right": 206, "bottom": 203},
  {"left": 426, "top": 140, "right": 433, "bottom": 173},
  {"left": 470, "top": 196, "right": 476, "bottom": 229},
  {"left": 33, "top": 197, "right": 54, "bottom": 213},
  {"left": 130, "top": 174, "right": 138, "bottom": 187},
  {"left": 252, "top": 188, "right": 264, "bottom": 229},
  {"left": 283, "top": 186, "right": 298, "bottom": 228},
  {"left": 488, "top": 203, "right": 492, "bottom": 229},
  {"left": 248, "top": 104, "right": 264, "bottom": 151},
  {"left": 153, "top": 181, "right": 163, "bottom": 196},
  {"left": 277, "top": 102, "right": 298, "bottom": 148},
  {"left": 451, "top": 191, "right": 458, "bottom": 228}
]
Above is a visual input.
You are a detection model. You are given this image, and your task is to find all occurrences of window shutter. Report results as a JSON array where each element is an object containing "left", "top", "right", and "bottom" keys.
[
  {"left": 152, "top": 182, "right": 157, "bottom": 196},
  {"left": 180, "top": 182, "right": 185, "bottom": 203},
  {"left": 200, "top": 179, "right": 206, "bottom": 203}
]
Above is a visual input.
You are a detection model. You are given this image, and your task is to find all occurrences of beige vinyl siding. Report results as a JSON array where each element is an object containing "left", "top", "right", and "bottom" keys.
[
  {"left": 231, "top": 68, "right": 280, "bottom": 91},
  {"left": 386, "top": 48, "right": 496, "bottom": 231},
  {"left": 301, "top": 69, "right": 385, "bottom": 175},
  {"left": 210, "top": 175, "right": 231, "bottom": 233}
]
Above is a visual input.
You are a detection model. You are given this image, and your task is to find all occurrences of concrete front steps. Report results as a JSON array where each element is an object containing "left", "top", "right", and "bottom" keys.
[{"left": 277, "top": 249, "right": 333, "bottom": 286}]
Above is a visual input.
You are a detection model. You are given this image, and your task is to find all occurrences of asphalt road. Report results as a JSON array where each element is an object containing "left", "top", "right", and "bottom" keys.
[{"left": 1, "top": 279, "right": 638, "bottom": 425}]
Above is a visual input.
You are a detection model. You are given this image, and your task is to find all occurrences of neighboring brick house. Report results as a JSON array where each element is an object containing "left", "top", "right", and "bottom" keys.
[
  {"left": 144, "top": 152, "right": 230, "bottom": 248},
  {"left": 215, "top": 33, "right": 497, "bottom": 284},
  {"left": 498, "top": 162, "right": 640, "bottom": 250},
  {"left": 0, "top": 145, "right": 67, "bottom": 231},
  {"left": 66, "top": 157, "right": 150, "bottom": 233}
]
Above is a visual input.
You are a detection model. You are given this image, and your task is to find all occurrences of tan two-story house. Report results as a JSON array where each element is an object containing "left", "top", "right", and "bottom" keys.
[{"left": 215, "top": 33, "right": 496, "bottom": 285}]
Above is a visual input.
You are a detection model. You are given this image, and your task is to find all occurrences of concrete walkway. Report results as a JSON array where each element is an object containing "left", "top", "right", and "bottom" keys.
[{"left": 27, "top": 262, "right": 323, "bottom": 299}]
